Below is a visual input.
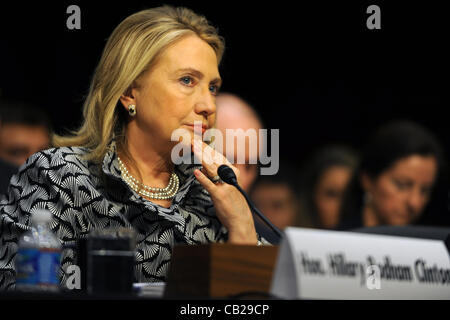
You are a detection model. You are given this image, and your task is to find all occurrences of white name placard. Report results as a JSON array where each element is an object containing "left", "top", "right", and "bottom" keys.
[{"left": 270, "top": 227, "right": 450, "bottom": 299}]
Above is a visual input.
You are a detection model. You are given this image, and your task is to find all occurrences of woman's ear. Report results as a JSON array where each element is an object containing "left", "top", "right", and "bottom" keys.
[{"left": 119, "top": 85, "right": 136, "bottom": 110}]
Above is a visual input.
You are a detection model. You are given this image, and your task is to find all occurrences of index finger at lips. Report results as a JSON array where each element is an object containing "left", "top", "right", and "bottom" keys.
[
  {"left": 201, "top": 141, "right": 232, "bottom": 166},
  {"left": 192, "top": 141, "right": 225, "bottom": 172},
  {"left": 203, "top": 142, "right": 236, "bottom": 176}
]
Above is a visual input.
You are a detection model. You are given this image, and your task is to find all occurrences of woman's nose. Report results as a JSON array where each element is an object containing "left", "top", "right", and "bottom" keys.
[
  {"left": 406, "top": 189, "right": 424, "bottom": 214},
  {"left": 194, "top": 87, "right": 216, "bottom": 117}
]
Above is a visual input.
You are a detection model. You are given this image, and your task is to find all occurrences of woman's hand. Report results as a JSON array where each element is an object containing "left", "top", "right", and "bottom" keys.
[{"left": 192, "top": 140, "right": 257, "bottom": 245}]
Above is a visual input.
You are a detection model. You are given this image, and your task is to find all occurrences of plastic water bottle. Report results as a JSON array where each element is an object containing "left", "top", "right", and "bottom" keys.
[{"left": 16, "top": 210, "right": 62, "bottom": 292}]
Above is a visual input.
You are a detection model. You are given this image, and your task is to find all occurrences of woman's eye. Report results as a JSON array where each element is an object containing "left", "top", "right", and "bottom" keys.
[
  {"left": 180, "top": 76, "right": 193, "bottom": 86},
  {"left": 324, "top": 189, "right": 340, "bottom": 198},
  {"left": 209, "top": 84, "right": 219, "bottom": 95},
  {"left": 393, "top": 180, "right": 409, "bottom": 190}
]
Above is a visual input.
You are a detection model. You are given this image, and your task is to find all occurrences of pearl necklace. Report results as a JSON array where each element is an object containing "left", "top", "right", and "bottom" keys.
[{"left": 117, "top": 156, "right": 179, "bottom": 200}]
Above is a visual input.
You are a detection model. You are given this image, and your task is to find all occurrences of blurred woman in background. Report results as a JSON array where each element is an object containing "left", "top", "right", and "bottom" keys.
[
  {"left": 338, "top": 120, "right": 445, "bottom": 229},
  {"left": 298, "top": 145, "right": 358, "bottom": 229}
]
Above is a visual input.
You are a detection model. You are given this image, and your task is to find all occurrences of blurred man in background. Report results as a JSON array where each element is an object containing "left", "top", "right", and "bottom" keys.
[
  {"left": 0, "top": 100, "right": 51, "bottom": 194},
  {"left": 0, "top": 100, "right": 51, "bottom": 167},
  {"left": 215, "top": 92, "right": 263, "bottom": 192},
  {"left": 251, "top": 161, "right": 314, "bottom": 230},
  {"left": 215, "top": 92, "right": 285, "bottom": 243}
]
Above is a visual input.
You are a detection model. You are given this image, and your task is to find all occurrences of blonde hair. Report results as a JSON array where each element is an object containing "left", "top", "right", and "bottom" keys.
[{"left": 53, "top": 5, "right": 225, "bottom": 164}]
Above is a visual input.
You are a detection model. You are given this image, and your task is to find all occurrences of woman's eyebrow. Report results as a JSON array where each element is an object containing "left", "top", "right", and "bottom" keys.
[{"left": 176, "top": 68, "right": 221, "bottom": 84}]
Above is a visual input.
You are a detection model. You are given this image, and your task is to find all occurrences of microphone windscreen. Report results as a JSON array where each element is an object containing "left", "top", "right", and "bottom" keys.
[{"left": 218, "top": 165, "right": 237, "bottom": 185}]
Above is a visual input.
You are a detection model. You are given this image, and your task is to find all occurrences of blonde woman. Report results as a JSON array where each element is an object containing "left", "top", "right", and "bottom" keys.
[{"left": 0, "top": 6, "right": 263, "bottom": 289}]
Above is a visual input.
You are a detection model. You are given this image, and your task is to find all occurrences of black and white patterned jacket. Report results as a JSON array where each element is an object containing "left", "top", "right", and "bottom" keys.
[{"left": 0, "top": 142, "right": 231, "bottom": 290}]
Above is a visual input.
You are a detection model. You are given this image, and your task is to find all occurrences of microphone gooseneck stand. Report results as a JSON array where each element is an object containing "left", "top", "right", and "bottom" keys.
[{"left": 217, "top": 164, "right": 283, "bottom": 241}]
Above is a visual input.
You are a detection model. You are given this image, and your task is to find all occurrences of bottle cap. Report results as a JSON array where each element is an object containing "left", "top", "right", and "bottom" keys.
[{"left": 31, "top": 210, "right": 52, "bottom": 225}]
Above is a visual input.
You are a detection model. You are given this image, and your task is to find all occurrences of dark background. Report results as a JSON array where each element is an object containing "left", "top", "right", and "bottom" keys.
[{"left": 1, "top": 1, "right": 449, "bottom": 223}]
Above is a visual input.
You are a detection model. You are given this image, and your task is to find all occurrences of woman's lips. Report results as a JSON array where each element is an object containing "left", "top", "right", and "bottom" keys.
[{"left": 186, "top": 124, "right": 207, "bottom": 134}]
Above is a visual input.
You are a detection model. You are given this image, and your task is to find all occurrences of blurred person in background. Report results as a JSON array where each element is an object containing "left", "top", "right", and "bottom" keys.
[
  {"left": 338, "top": 120, "right": 445, "bottom": 229},
  {"left": 0, "top": 100, "right": 51, "bottom": 195},
  {"left": 250, "top": 161, "right": 314, "bottom": 231},
  {"left": 298, "top": 145, "right": 358, "bottom": 229},
  {"left": 0, "top": 100, "right": 51, "bottom": 167},
  {"left": 215, "top": 92, "right": 263, "bottom": 192},
  {"left": 215, "top": 92, "right": 283, "bottom": 242}
]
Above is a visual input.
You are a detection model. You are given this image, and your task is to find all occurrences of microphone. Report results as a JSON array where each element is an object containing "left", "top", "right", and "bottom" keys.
[{"left": 217, "top": 164, "right": 283, "bottom": 241}]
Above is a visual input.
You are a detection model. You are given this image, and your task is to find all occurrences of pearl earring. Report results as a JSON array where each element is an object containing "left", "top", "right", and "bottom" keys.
[{"left": 128, "top": 104, "right": 136, "bottom": 116}]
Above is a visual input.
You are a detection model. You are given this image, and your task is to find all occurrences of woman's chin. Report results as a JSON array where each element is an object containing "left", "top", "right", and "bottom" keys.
[{"left": 386, "top": 214, "right": 411, "bottom": 226}]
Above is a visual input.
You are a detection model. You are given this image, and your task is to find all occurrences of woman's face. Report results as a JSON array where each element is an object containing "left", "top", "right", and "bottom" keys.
[
  {"left": 363, "top": 155, "right": 437, "bottom": 225},
  {"left": 314, "top": 166, "right": 352, "bottom": 229},
  {"left": 124, "top": 34, "right": 221, "bottom": 148}
]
